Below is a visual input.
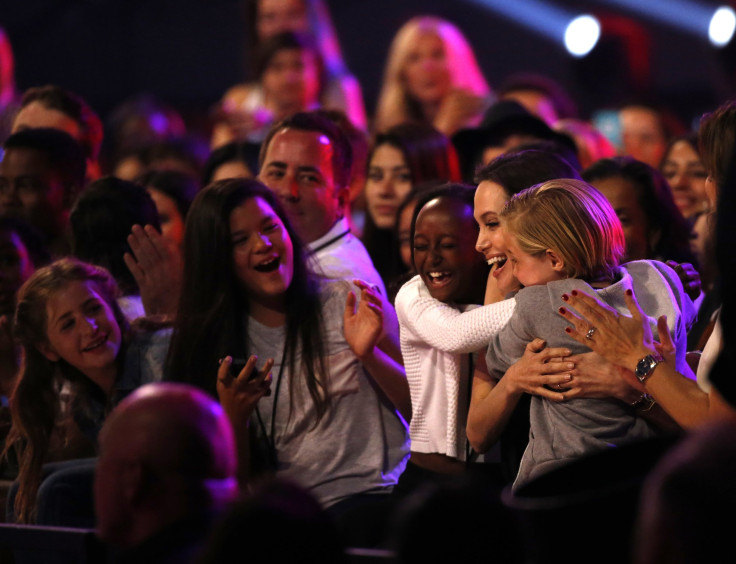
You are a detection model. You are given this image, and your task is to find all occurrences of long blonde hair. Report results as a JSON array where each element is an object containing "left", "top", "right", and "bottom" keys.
[
  {"left": 501, "top": 178, "right": 625, "bottom": 282},
  {"left": 373, "top": 16, "right": 491, "bottom": 133}
]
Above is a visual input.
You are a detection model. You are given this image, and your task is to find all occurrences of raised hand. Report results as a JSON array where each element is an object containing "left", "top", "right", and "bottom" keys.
[
  {"left": 434, "top": 89, "right": 490, "bottom": 137},
  {"left": 558, "top": 287, "right": 657, "bottom": 372},
  {"left": 344, "top": 279, "right": 384, "bottom": 360},
  {"left": 123, "top": 224, "right": 182, "bottom": 318}
]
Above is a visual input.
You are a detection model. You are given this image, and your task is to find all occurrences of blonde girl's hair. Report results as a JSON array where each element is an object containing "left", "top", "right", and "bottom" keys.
[
  {"left": 500, "top": 178, "right": 625, "bottom": 281},
  {"left": 6, "top": 257, "right": 128, "bottom": 523},
  {"left": 373, "top": 15, "right": 491, "bottom": 133}
]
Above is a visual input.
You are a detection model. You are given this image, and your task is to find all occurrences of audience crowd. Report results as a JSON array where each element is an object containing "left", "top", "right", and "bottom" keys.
[{"left": 1, "top": 2, "right": 735, "bottom": 562}]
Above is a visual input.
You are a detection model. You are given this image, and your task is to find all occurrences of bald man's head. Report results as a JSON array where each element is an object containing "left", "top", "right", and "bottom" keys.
[{"left": 94, "top": 383, "right": 238, "bottom": 547}]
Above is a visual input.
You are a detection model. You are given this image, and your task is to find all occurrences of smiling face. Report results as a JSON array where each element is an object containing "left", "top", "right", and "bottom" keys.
[
  {"left": 259, "top": 127, "right": 342, "bottom": 244},
  {"left": 230, "top": 196, "right": 294, "bottom": 318},
  {"left": 413, "top": 196, "right": 487, "bottom": 304},
  {"left": 503, "top": 232, "right": 565, "bottom": 287},
  {"left": 660, "top": 139, "right": 708, "bottom": 219},
  {"left": 365, "top": 144, "right": 413, "bottom": 229},
  {"left": 41, "top": 279, "right": 122, "bottom": 384},
  {"left": 473, "top": 180, "right": 519, "bottom": 292},
  {"left": 402, "top": 32, "right": 451, "bottom": 107}
]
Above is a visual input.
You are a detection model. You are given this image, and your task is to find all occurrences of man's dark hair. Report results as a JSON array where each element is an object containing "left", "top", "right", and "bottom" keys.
[{"left": 259, "top": 110, "right": 353, "bottom": 189}]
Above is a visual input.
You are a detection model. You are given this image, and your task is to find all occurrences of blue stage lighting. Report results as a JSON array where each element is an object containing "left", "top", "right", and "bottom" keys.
[{"left": 464, "top": 0, "right": 600, "bottom": 56}]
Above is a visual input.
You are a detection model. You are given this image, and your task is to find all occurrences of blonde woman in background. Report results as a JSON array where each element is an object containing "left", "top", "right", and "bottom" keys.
[{"left": 373, "top": 16, "right": 492, "bottom": 137}]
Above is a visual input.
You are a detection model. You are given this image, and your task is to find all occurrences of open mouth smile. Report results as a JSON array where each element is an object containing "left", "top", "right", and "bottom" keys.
[
  {"left": 426, "top": 271, "right": 453, "bottom": 286},
  {"left": 254, "top": 256, "right": 280, "bottom": 273},
  {"left": 82, "top": 333, "right": 108, "bottom": 352}
]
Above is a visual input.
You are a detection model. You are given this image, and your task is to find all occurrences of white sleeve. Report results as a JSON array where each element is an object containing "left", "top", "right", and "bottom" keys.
[{"left": 395, "top": 276, "right": 516, "bottom": 354}]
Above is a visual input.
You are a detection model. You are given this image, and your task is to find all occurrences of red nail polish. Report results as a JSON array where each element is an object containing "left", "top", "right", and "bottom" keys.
[
  {"left": 565, "top": 327, "right": 572, "bottom": 333},
  {"left": 626, "top": 289, "right": 633, "bottom": 296},
  {"left": 559, "top": 306, "right": 567, "bottom": 314},
  {"left": 571, "top": 290, "right": 578, "bottom": 296},
  {"left": 561, "top": 294, "right": 569, "bottom": 301}
]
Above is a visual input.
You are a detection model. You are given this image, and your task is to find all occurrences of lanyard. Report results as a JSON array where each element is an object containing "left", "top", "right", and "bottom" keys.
[
  {"left": 254, "top": 341, "right": 288, "bottom": 467},
  {"left": 311, "top": 228, "right": 350, "bottom": 253}
]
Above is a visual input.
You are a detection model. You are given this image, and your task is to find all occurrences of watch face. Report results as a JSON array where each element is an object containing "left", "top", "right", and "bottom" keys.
[{"left": 636, "top": 355, "right": 659, "bottom": 382}]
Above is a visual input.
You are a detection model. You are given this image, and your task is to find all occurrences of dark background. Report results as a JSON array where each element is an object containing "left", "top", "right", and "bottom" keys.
[{"left": 2, "top": 0, "right": 736, "bottom": 136}]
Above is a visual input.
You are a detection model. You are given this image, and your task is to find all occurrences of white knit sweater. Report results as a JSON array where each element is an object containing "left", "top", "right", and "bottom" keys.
[{"left": 395, "top": 275, "right": 516, "bottom": 459}]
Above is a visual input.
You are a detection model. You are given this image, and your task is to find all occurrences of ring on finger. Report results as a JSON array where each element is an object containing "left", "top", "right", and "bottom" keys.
[{"left": 586, "top": 327, "right": 597, "bottom": 339}]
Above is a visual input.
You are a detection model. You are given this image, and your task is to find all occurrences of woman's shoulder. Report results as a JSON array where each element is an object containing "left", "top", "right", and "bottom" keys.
[{"left": 616, "top": 260, "right": 685, "bottom": 295}]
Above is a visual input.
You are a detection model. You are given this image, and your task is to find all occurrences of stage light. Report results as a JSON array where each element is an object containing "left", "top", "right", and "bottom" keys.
[
  {"left": 596, "top": 0, "right": 735, "bottom": 46},
  {"left": 565, "top": 15, "right": 601, "bottom": 57},
  {"left": 463, "top": 0, "right": 599, "bottom": 56},
  {"left": 709, "top": 6, "right": 736, "bottom": 47}
]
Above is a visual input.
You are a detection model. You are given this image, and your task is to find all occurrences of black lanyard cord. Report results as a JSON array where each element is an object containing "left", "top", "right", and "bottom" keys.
[{"left": 311, "top": 228, "right": 350, "bottom": 253}]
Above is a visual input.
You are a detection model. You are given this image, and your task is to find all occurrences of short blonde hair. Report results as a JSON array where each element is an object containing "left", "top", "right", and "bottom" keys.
[
  {"left": 501, "top": 178, "right": 625, "bottom": 281},
  {"left": 373, "top": 16, "right": 491, "bottom": 133}
]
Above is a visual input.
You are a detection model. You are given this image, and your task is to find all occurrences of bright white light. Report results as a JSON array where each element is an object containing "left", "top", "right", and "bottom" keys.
[
  {"left": 564, "top": 15, "right": 601, "bottom": 57},
  {"left": 709, "top": 6, "right": 736, "bottom": 47}
]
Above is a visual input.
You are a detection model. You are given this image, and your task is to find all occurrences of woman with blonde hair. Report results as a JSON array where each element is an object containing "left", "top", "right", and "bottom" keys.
[{"left": 373, "top": 16, "right": 491, "bottom": 137}]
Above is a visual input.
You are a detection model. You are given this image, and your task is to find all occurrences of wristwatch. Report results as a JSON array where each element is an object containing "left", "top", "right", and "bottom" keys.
[{"left": 634, "top": 353, "right": 664, "bottom": 384}]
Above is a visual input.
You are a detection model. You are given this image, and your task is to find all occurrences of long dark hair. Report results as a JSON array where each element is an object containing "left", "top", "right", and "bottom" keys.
[
  {"left": 6, "top": 258, "right": 130, "bottom": 523},
  {"left": 165, "top": 178, "right": 331, "bottom": 418},
  {"left": 475, "top": 149, "right": 582, "bottom": 198},
  {"left": 363, "top": 122, "right": 461, "bottom": 288}
]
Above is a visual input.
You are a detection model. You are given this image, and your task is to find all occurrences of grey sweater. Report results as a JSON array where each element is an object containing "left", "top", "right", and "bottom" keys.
[{"left": 485, "top": 260, "right": 696, "bottom": 489}]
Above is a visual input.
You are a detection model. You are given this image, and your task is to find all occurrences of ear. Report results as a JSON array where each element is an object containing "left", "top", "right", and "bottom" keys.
[
  {"left": 335, "top": 185, "right": 349, "bottom": 216},
  {"left": 545, "top": 249, "right": 566, "bottom": 273},
  {"left": 37, "top": 342, "right": 60, "bottom": 362},
  {"left": 705, "top": 175, "right": 718, "bottom": 210}
]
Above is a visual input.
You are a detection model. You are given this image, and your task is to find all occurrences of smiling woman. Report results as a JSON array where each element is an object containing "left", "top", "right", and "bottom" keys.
[{"left": 4, "top": 258, "right": 172, "bottom": 524}]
